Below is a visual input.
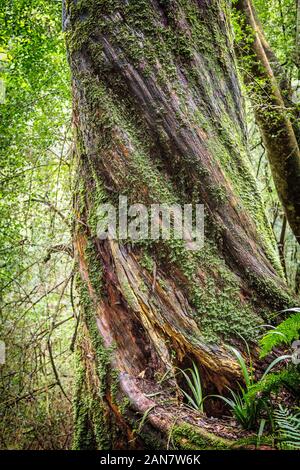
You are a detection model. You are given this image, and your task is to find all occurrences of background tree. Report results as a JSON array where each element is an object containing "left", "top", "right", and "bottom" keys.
[
  {"left": 233, "top": 0, "right": 300, "bottom": 244},
  {"left": 233, "top": 0, "right": 300, "bottom": 291}
]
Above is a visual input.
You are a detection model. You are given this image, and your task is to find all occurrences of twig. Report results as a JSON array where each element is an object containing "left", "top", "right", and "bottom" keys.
[{"left": 47, "top": 340, "right": 71, "bottom": 403}]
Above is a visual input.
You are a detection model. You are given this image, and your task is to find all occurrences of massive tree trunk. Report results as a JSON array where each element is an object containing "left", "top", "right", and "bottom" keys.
[
  {"left": 233, "top": 0, "right": 300, "bottom": 244},
  {"left": 64, "top": 0, "right": 292, "bottom": 449}
]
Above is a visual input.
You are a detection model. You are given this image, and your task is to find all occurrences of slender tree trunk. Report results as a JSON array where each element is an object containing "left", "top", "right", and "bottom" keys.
[
  {"left": 278, "top": 215, "right": 287, "bottom": 279},
  {"left": 233, "top": 0, "right": 300, "bottom": 244},
  {"left": 64, "top": 0, "right": 292, "bottom": 449}
]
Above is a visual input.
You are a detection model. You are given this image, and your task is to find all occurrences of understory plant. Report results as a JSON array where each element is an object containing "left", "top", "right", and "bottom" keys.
[
  {"left": 211, "top": 345, "right": 264, "bottom": 429},
  {"left": 180, "top": 310, "right": 300, "bottom": 442},
  {"left": 220, "top": 311, "right": 300, "bottom": 432},
  {"left": 260, "top": 308, "right": 300, "bottom": 358},
  {"left": 274, "top": 405, "right": 300, "bottom": 450},
  {"left": 179, "top": 362, "right": 204, "bottom": 412}
]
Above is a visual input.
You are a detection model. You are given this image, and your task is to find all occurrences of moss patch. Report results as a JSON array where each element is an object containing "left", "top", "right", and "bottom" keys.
[{"left": 171, "top": 423, "right": 231, "bottom": 450}]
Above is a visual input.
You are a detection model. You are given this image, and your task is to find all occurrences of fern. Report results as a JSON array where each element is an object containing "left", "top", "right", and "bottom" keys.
[
  {"left": 211, "top": 345, "right": 262, "bottom": 429},
  {"left": 260, "top": 311, "right": 300, "bottom": 357},
  {"left": 245, "top": 368, "right": 300, "bottom": 401},
  {"left": 274, "top": 405, "right": 300, "bottom": 450}
]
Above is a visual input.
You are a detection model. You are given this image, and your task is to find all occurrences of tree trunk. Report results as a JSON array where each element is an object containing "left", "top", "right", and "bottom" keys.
[
  {"left": 233, "top": 0, "right": 300, "bottom": 244},
  {"left": 64, "top": 0, "right": 292, "bottom": 449}
]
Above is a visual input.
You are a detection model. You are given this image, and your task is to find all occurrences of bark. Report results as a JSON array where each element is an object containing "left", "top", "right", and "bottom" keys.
[
  {"left": 64, "top": 0, "right": 292, "bottom": 449},
  {"left": 278, "top": 215, "right": 287, "bottom": 279},
  {"left": 233, "top": 0, "right": 300, "bottom": 244}
]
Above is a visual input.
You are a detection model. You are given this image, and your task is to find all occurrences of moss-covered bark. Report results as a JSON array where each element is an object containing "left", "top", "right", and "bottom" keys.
[{"left": 64, "top": 0, "right": 293, "bottom": 449}]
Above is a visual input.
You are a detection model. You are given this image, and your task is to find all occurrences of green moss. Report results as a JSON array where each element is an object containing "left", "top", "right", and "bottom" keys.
[
  {"left": 69, "top": 0, "right": 291, "bottom": 351},
  {"left": 247, "top": 270, "right": 292, "bottom": 309},
  {"left": 188, "top": 243, "right": 261, "bottom": 343},
  {"left": 171, "top": 424, "right": 231, "bottom": 450},
  {"left": 86, "top": 179, "right": 107, "bottom": 238},
  {"left": 210, "top": 184, "right": 228, "bottom": 204},
  {"left": 204, "top": 117, "right": 284, "bottom": 277},
  {"left": 90, "top": 400, "right": 111, "bottom": 449},
  {"left": 118, "top": 396, "right": 131, "bottom": 416},
  {"left": 72, "top": 350, "right": 95, "bottom": 450},
  {"left": 72, "top": 265, "right": 118, "bottom": 450},
  {"left": 77, "top": 277, "right": 113, "bottom": 397},
  {"left": 137, "top": 430, "right": 165, "bottom": 450},
  {"left": 85, "top": 239, "right": 103, "bottom": 297},
  {"left": 110, "top": 368, "right": 120, "bottom": 404},
  {"left": 72, "top": 347, "right": 111, "bottom": 450},
  {"left": 140, "top": 252, "right": 155, "bottom": 272}
]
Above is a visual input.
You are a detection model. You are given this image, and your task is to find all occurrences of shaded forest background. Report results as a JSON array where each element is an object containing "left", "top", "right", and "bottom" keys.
[{"left": 0, "top": 0, "right": 299, "bottom": 449}]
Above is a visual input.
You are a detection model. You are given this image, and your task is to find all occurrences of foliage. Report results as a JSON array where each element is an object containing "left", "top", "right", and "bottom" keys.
[
  {"left": 233, "top": 0, "right": 300, "bottom": 292},
  {"left": 211, "top": 341, "right": 299, "bottom": 431},
  {"left": 0, "top": 0, "right": 70, "bottom": 291},
  {"left": 179, "top": 362, "right": 204, "bottom": 412},
  {"left": 229, "top": 345, "right": 254, "bottom": 388},
  {"left": 274, "top": 405, "right": 300, "bottom": 450},
  {"left": 215, "top": 387, "right": 261, "bottom": 430},
  {"left": 211, "top": 346, "right": 263, "bottom": 429},
  {"left": 260, "top": 309, "right": 300, "bottom": 357},
  {"left": 0, "top": 0, "right": 73, "bottom": 449},
  {"left": 245, "top": 367, "right": 300, "bottom": 401},
  {"left": 253, "top": 0, "right": 297, "bottom": 70}
]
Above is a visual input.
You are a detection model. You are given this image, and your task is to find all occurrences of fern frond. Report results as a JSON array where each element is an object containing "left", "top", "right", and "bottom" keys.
[
  {"left": 274, "top": 405, "right": 300, "bottom": 450},
  {"left": 260, "top": 312, "right": 300, "bottom": 357}
]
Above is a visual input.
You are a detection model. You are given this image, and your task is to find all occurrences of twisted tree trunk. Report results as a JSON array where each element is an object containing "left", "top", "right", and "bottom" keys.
[
  {"left": 64, "top": 0, "right": 292, "bottom": 449},
  {"left": 233, "top": 0, "right": 300, "bottom": 244}
]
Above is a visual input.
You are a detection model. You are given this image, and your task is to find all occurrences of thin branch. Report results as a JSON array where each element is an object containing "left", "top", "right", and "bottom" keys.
[
  {"left": 44, "top": 243, "right": 73, "bottom": 262},
  {"left": 47, "top": 340, "right": 71, "bottom": 403},
  {"left": 29, "top": 197, "right": 70, "bottom": 227}
]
